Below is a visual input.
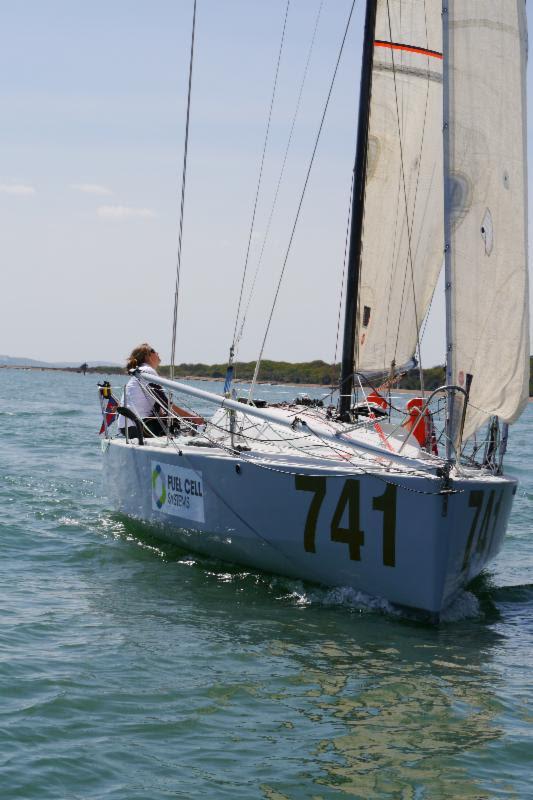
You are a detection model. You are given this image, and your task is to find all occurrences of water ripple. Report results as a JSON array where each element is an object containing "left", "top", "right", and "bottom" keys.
[{"left": 0, "top": 370, "right": 532, "bottom": 799}]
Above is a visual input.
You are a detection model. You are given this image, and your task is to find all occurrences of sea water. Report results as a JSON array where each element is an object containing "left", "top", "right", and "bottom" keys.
[{"left": 1, "top": 368, "right": 532, "bottom": 799}]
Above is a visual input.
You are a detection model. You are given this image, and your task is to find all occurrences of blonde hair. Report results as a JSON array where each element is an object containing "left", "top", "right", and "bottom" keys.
[{"left": 126, "top": 343, "right": 153, "bottom": 372}]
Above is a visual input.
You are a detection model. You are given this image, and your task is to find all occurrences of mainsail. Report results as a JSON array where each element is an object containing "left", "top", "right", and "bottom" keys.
[
  {"left": 356, "top": 0, "right": 443, "bottom": 374},
  {"left": 444, "top": 0, "right": 529, "bottom": 444}
]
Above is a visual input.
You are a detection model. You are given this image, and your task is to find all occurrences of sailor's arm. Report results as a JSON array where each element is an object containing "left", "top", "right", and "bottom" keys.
[{"left": 171, "top": 404, "right": 205, "bottom": 427}]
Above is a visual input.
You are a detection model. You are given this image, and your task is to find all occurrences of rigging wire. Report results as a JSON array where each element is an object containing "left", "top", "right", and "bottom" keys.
[
  {"left": 418, "top": 278, "right": 438, "bottom": 351},
  {"left": 170, "top": 0, "right": 197, "bottom": 380},
  {"left": 384, "top": 0, "right": 430, "bottom": 393},
  {"left": 233, "top": 0, "right": 324, "bottom": 355},
  {"left": 164, "top": 413, "right": 452, "bottom": 496},
  {"left": 138, "top": 382, "right": 449, "bottom": 491},
  {"left": 393, "top": 0, "right": 435, "bottom": 364},
  {"left": 230, "top": 0, "right": 291, "bottom": 355},
  {"left": 382, "top": 163, "right": 404, "bottom": 374},
  {"left": 107, "top": 377, "right": 462, "bottom": 496},
  {"left": 333, "top": 169, "right": 355, "bottom": 375},
  {"left": 248, "top": 0, "right": 359, "bottom": 401}
]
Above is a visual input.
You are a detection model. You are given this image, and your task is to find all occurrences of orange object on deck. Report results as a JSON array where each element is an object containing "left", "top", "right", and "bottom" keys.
[
  {"left": 403, "top": 397, "right": 438, "bottom": 454},
  {"left": 367, "top": 391, "right": 388, "bottom": 410}
]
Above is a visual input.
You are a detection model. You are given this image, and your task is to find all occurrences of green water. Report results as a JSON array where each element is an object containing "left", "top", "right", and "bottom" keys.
[{"left": 1, "top": 369, "right": 532, "bottom": 799}]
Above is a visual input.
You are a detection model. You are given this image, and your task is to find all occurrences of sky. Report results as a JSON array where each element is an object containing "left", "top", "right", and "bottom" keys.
[{"left": 0, "top": 0, "right": 531, "bottom": 369}]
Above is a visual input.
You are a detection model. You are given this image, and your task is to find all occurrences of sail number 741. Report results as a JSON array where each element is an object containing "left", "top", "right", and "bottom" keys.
[{"left": 295, "top": 476, "right": 396, "bottom": 567}]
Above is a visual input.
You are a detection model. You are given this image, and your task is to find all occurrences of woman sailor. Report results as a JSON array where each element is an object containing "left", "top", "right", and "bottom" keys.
[{"left": 118, "top": 343, "right": 204, "bottom": 438}]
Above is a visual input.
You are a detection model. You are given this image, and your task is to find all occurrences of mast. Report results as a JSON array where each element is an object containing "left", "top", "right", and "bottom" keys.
[
  {"left": 339, "top": 0, "right": 378, "bottom": 420},
  {"left": 441, "top": 0, "right": 454, "bottom": 461}
]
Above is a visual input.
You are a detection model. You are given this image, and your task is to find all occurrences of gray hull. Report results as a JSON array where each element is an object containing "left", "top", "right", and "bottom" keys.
[{"left": 102, "top": 438, "right": 516, "bottom": 614}]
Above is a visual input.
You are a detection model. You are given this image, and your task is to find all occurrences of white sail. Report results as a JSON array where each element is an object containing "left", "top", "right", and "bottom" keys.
[
  {"left": 446, "top": 1, "right": 529, "bottom": 443},
  {"left": 356, "top": 0, "right": 443, "bottom": 374}
]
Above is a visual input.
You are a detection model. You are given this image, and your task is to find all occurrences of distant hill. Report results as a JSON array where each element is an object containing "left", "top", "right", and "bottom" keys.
[
  {"left": 0, "top": 355, "right": 51, "bottom": 368},
  {"left": 0, "top": 355, "right": 119, "bottom": 369}
]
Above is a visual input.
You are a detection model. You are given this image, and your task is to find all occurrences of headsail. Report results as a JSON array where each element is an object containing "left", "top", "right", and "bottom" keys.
[
  {"left": 444, "top": 1, "right": 529, "bottom": 445},
  {"left": 356, "top": 0, "right": 444, "bottom": 374}
]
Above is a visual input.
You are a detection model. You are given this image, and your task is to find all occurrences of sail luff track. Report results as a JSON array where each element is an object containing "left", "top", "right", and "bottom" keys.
[{"left": 339, "top": 0, "right": 377, "bottom": 420}]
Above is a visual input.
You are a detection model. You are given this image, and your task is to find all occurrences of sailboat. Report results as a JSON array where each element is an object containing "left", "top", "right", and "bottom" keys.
[{"left": 101, "top": 1, "right": 529, "bottom": 617}]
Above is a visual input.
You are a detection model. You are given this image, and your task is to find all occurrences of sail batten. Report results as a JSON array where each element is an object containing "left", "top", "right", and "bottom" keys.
[
  {"left": 374, "top": 40, "right": 443, "bottom": 60},
  {"left": 445, "top": 0, "right": 529, "bottom": 444},
  {"left": 355, "top": 0, "right": 444, "bottom": 376}
]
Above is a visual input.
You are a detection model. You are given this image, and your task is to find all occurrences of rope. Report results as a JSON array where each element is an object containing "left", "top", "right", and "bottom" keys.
[
  {"left": 170, "top": 0, "right": 197, "bottom": 379},
  {"left": 248, "top": 0, "right": 358, "bottom": 401}
]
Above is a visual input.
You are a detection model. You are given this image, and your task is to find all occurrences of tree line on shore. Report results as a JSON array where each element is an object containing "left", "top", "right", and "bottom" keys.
[{"left": 83, "top": 357, "right": 533, "bottom": 396}]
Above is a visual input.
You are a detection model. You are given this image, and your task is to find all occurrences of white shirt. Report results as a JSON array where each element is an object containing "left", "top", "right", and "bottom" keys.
[{"left": 118, "top": 365, "right": 159, "bottom": 428}]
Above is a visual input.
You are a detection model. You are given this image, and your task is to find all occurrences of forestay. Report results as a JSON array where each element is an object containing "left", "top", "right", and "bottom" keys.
[
  {"left": 446, "top": 0, "right": 529, "bottom": 443},
  {"left": 356, "top": 0, "right": 443, "bottom": 374}
]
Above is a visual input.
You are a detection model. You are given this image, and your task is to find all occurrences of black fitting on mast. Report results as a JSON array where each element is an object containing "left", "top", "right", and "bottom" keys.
[{"left": 339, "top": 0, "right": 377, "bottom": 421}]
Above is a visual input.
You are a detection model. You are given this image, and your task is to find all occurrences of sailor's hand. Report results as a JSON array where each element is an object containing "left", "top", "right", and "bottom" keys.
[{"left": 171, "top": 404, "right": 206, "bottom": 427}]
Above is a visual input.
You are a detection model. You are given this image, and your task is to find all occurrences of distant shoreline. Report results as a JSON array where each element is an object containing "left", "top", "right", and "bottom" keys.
[
  {"left": 0, "top": 364, "right": 328, "bottom": 388},
  {"left": 3, "top": 362, "right": 532, "bottom": 399}
]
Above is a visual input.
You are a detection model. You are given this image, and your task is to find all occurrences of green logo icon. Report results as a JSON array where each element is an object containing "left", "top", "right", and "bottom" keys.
[{"left": 152, "top": 464, "right": 166, "bottom": 509}]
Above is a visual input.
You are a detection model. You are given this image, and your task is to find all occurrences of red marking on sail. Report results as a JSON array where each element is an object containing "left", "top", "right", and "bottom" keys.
[{"left": 374, "top": 40, "right": 443, "bottom": 60}]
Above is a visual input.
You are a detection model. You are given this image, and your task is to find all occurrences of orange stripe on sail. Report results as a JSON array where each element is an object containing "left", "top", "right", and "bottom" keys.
[{"left": 374, "top": 40, "right": 443, "bottom": 60}]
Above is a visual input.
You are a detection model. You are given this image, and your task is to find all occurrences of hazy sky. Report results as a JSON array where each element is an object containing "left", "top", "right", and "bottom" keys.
[{"left": 1, "top": 1, "right": 531, "bottom": 369}]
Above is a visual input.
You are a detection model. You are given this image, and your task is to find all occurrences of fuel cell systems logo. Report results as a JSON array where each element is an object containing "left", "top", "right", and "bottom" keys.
[
  {"left": 150, "top": 460, "right": 205, "bottom": 522},
  {"left": 151, "top": 463, "right": 166, "bottom": 509}
]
